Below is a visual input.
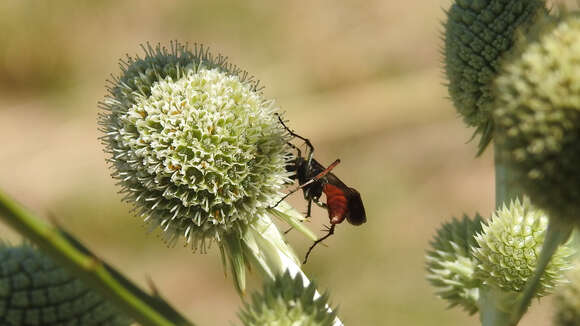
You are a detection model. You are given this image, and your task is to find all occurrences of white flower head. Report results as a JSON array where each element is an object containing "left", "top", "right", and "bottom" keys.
[{"left": 100, "top": 42, "right": 292, "bottom": 251}]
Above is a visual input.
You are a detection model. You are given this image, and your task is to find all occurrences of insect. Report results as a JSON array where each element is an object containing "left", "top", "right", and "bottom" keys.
[{"left": 274, "top": 114, "right": 366, "bottom": 264}]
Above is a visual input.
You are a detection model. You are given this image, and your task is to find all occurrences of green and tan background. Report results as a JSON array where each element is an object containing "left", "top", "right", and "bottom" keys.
[{"left": 0, "top": 1, "right": 574, "bottom": 325}]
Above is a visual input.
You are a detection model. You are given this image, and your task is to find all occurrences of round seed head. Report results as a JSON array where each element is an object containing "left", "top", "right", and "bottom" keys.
[
  {"left": 443, "top": 0, "right": 546, "bottom": 153},
  {"left": 99, "top": 42, "right": 291, "bottom": 250},
  {"left": 493, "top": 12, "right": 580, "bottom": 225},
  {"left": 472, "top": 198, "right": 572, "bottom": 295},
  {"left": 0, "top": 243, "right": 130, "bottom": 326},
  {"left": 238, "top": 271, "right": 336, "bottom": 326},
  {"left": 426, "top": 214, "right": 484, "bottom": 314}
]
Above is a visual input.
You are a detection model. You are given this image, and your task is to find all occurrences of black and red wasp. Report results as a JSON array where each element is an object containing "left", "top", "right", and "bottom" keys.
[{"left": 274, "top": 114, "right": 366, "bottom": 264}]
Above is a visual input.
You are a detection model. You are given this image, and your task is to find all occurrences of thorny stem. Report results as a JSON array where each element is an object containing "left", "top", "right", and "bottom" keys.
[{"left": 0, "top": 189, "right": 195, "bottom": 326}]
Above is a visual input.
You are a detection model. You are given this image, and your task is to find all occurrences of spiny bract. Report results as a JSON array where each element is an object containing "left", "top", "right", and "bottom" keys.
[
  {"left": 100, "top": 42, "right": 291, "bottom": 250},
  {"left": 443, "top": 0, "right": 546, "bottom": 154},
  {"left": 493, "top": 12, "right": 580, "bottom": 226},
  {"left": 554, "top": 265, "right": 580, "bottom": 326},
  {"left": 472, "top": 198, "right": 571, "bottom": 295},
  {"left": 0, "top": 244, "right": 130, "bottom": 326},
  {"left": 426, "top": 214, "right": 484, "bottom": 314},
  {"left": 238, "top": 271, "right": 336, "bottom": 326}
]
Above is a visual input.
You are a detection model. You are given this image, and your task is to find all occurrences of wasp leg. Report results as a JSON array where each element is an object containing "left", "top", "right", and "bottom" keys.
[
  {"left": 271, "top": 189, "right": 297, "bottom": 209},
  {"left": 306, "top": 198, "right": 314, "bottom": 218},
  {"left": 302, "top": 224, "right": 335, "bottom": 264},
  {"left": 271, "top": 168, "right": 333, "bottom": 210},
  {"left": 275, "top": 113, "right": 314, "bottom": 157},
  {"left": 313, "top": 199, "right": 327, "bottom": 209},
  {"left": 321, "top": 224, "right": 333, "bottom": 232},
  {"left": 283, "top": 199, "right": 312, "bottom": 235}
]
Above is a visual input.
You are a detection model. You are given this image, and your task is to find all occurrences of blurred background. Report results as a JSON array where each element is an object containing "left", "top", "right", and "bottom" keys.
[{"left": 0, "top": 1, "right": 575, "bottom": 325}]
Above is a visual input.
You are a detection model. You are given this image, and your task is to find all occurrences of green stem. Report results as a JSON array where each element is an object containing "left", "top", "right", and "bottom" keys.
[
  {"left": 478, "top": 143, "right": 526, "bottom": 325},
  {"left": 241, "top": 215, "right": 345, "bottom": 326},
  {"left": 509, "top": 218, "right": 570, "bottom": 325},
  {"left": 493, "top": 145, "right": 571, "bottom": 325},
  {"left": 479, "top": 287, "right": 517, "bottom": 326},
  {"left": 0, "top": 189, "right": 195, "bottom": 326},
  {"left": 494, "top": 143, "right": 520, "bottom": 207}
]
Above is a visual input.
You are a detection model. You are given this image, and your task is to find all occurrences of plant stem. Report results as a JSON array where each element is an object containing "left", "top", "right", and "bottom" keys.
[
  {"left": 509, "top": 218, "right": 570, "bottom": 325},
  {"left": 478, "top": 144, "right": 521, "bottom": 326},
  {"left": 0, "top": 189, "right": 195, "bottom": 326},
  {"left": 479, "top": 287, "right": 517, "bottom": 326},
  {"left": 244, "top": 215, "right": 345, "bottom": 326},
  {"left": 493, "top": 144, "right": 570, "bottom": 325},
  {"left": 494, "top": 143, "right": 519, "bottom": 208}
]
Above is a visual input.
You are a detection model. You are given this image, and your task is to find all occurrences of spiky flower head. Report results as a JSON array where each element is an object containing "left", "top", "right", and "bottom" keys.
[
  {"left": 443, "top": 0, "right": 546, "bottom": 154},
  {"left": 99, "top": 42, "right": 305, "bottom": 293},
  {"left": 472, "top": 198, "right": 572, "bottom": 295},
  {"left": 0, "top": 243, "right": 130, "bottom": 326},
  {"left": 493, "top": 12, "right": 580, "bottom": 225},
  {"left": 99, "top": 42, "right": 290, "bottom": 248},
  {"left": 238, "top": 271, "right": 336, "bottom": 326},
  {"left": 426, "top": 214, "right": 484, "bottom": 314},
  {"left": 554, "top": 264, "right": 580, "bottom": 326}
]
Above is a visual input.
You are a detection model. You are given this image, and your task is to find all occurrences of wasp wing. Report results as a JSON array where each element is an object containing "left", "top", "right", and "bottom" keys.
[
  {"left": 344, "top": 188, "right": 366, "bottom": 225},
  {"left": 323, "top": 171, "right": 366, "bottom": 226}
]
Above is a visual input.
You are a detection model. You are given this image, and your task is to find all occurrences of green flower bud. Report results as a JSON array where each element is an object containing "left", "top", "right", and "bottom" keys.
[
  {"left": 472, "top": 198, "right": 572, "bottom": 295},
  {"left": 443, "top": 0, "right": 546, "bottom": 154},
  {"left": 0, "top": 243, "right": 130, "bottom": 326},
  {"left": 100, "top": 42, "right": 300, "bottom": 293},
  {"left": 238, "top": 271, "right": 336, "bottom": 326},
  {"left": 426, "top": 214, "right": 484, "bottom": 314},
  {"left": 554, "top": 264, "right": 580, "bottom": 326},
  {"left": 493, "top": 12, "right": 580, "bottom": 225}
]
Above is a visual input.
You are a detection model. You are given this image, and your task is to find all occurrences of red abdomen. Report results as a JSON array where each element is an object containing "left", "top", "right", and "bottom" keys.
[{"left": 323, "top": 184, "right": 348, "bottom": 224}]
